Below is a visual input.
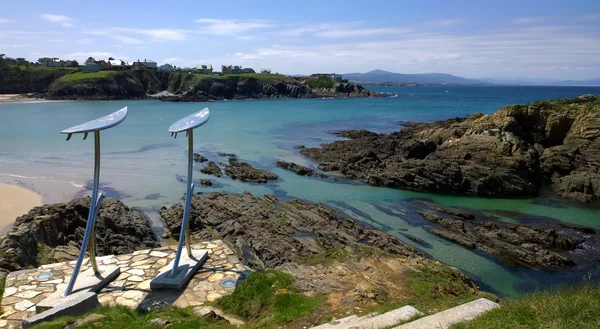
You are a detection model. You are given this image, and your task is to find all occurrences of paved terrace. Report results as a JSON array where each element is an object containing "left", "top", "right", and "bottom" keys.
[{"left": 0, "top": 240, "right": 250, "bottom": 329}]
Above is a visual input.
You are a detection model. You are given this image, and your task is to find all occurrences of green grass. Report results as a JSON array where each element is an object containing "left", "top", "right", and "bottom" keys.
[
  {"left": 450, "top": 284, "right": 600, "bottom": 329},
  {"left": 305, "top": 77, "right": 335, "bottom": 89},
  {"left": 200, "top": 73, "right": 294, "bottom": 83},
  {"left": 54, "top": 71, "right": 116, "bottom": 83},
  {"left": 366, "top": 262, "right": 494, "bottom": 316},
  {"left": 9, "top": 64, "right": 79, "bottom": 71},
  {"left": 31, "top": 305, "right": 236, "bottom": 329},
  {"left": 214, "top": 270, "right": 325, "bottom": 326},
  {"left": 296, "top": 246, "right": 350, "bottom": 266},
  {"left": 0, "top": 275, "right": 5, "bottom": 314}
]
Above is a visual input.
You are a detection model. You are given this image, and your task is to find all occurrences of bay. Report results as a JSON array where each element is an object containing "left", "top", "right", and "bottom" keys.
[{"left": 1, "top": 85, "right": 599, "bottom": 297}]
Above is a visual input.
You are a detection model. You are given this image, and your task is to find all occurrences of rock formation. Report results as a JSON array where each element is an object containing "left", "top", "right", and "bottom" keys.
[
  {"left": 0, "top": 197, "right": 158, "bottom": 275},
  {"left": 201, "top": 161, "right": 222, "bottom": 177},
  {"left": 160, "top": 192, "right": 422, "bottom": 269},
  {"left": 414, "top": 202, "right": 599, "bottom": 269},
  {"left": 224, "top": 160, "right": 278, "bottom": 183},
  {"left": 275, "top": 161, "right": 327, "bottom": 178},
  {"left": 301, "top": 96, "right": 600, "bottom": 203},
  {"left": 0, "top": 65, "right": 379, "bottom": 101}
]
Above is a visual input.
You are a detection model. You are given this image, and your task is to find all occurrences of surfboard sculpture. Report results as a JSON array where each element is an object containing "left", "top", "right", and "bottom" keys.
[
  {"left": 60, "top": 107, "right": 128, "bottom": 296},
  {"left": 168, "top": 108, "right": 210, "bottom": 277}
]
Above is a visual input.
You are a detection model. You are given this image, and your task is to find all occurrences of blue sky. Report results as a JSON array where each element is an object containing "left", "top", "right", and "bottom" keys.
[{"left": 1, "top": 0, "right": 599, "bottom": 79}]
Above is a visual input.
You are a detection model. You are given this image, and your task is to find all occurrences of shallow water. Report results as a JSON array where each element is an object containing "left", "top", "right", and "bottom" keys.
[{"left": 1, "top": 85, "right": 599, "bottom": 297}]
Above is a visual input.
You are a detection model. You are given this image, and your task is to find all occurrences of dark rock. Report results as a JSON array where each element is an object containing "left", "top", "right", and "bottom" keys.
[
  {"left": 160, "top": 192, "right": 422, "bottom": 269},
  {"left": 418, "top": 206, "right": 586, "bottom": 269},
  {"left": 201, "top": 161, "right": 222, "bottom": 177},
  {"left": 275, "top": 161, "right": 326, "bottom": 178},
  {"left": 334, "top": 130, "right": 378, "bottom": 139},
  {"left": 224, "top": 162, "right": 278, "bottom": 183},
  {"left": 199, "top": 179, "right": 213, "bottom": 187},
  {"left": 300, "top": 96, "right": 600, "bottom": 203},
  {"left": 193, "top": 153, "right": 208, "bottom": 163},
  {"left": 0, "top": 197, "right": 158, "bottom": 273}
]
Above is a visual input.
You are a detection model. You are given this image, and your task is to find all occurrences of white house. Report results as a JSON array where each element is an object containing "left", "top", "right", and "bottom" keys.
[
  {"left": 83, "top": 62, "right": 100, "bottom": 73},
  {"left": 196, "top": 64, "right": 212, "bottom": 74},
  {"left": 142, "top": 59, "right": 157, "bottom": 68},
  {"left": 108, "top": 59, "right": 126, "bottom": 66},
  {"left": 261, "top": 68, "right": 272, "bottom": 74}
]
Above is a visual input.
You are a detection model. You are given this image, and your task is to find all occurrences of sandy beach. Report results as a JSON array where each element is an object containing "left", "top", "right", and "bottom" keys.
[{"left": 0, "top": 183, "right": 43, "bottom": 232}]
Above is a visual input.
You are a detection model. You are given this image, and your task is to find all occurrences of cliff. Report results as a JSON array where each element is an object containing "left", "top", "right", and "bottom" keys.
[
  {"left": 301, "top": 95, "right": 600, "bottom": 203},
  {"left": 0, "top": 64, "right": 378, "bottom": 101}
]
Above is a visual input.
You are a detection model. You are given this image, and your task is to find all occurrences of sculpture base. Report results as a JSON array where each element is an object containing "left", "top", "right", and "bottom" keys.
[
  {"left": 150, "top": 249, "right": 209, "bottom": 290},
  {"left": 35, "top": 265, "right": 120, "bottom": 313}
]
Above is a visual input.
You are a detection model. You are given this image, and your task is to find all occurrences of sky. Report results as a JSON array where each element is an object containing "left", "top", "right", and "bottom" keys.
[{"left": 1, "top": 0, "right": 599, "bottom": 80}]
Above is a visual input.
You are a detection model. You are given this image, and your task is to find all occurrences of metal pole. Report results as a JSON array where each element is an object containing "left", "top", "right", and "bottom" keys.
[
  {"left": 64, "top": 131, "right": 102, "bottom": 296},
  {"left": 185, "top": 130, "right": 193, "bottom": 257},
  {"left": 171, "top": 129, "right": 194, "bottom": 276}
]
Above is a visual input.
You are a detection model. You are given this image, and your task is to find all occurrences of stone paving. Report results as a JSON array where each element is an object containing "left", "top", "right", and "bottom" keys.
[{"left": 0, "top": 240, "right": 250, "bottom": 329}]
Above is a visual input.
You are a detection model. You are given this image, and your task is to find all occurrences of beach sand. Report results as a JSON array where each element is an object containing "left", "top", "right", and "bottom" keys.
[{"left": 0, "top": 183, "right": 43, "bottom": 232}]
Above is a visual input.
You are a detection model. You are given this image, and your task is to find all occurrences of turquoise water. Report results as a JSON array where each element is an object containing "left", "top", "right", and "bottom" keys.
[{"left": 1, "top": 85, "right": 599, "bottom": 297}]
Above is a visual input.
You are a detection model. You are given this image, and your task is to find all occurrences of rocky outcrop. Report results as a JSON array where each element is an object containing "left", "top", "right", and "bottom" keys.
[
  {"left": 312, "top": 83, "right": 378, "bottom": 98},
  {"left": 275, "top": 161, "right": 327, "bottom": 178},
  {"left": 46, "top": 72, "right": 148, "bottom": 100},
  {"left": 160, "top": 192, "right": 422, "bottom": 269},
  {"left": 0, "top": 197, "right": 158, "bottom": 274},
  {"left": 416, "top": 203, "right": 599, "bottom": 269},
  {"left": 224, "top": 160, "right": 278, "bottom": 183},
  {"left": 193, "top": 153, "right": 208, "bottom": 163},
  {"left": 201, "top": 161, "right": 222, "bottom": 177},
  {"left": 301, "top": 96, "right": 600, "bottom": 202}
]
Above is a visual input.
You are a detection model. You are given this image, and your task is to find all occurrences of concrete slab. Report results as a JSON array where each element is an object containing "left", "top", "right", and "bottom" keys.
[
  {"left": 150, "top": 249, "right": 209, "bottom": 291},
  {"left": 22, "top": 292, "right": 99, "bottom": 329},
  {"left": 312, "top": 306, "right": 422, "bottom": 329},
  {"left": 394, "top": 298, "right": 500, "bottom": 329},
  {"left": 36, "top": 265, "right": 120, "bottom": 313}
]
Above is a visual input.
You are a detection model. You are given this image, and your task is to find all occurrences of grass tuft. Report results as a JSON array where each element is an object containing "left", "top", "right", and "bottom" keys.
[
  {"left": 214, "top": 270, "right": 324, "bottom": 325},
  {"left": 450, "top": 284, "right": 600, "bottom": 329},
  {"left": 30, "top": 305, "right": 236, "bottom": 329},
  {"left": 54, "top": 71, "right": 116, "bottom": 83}
]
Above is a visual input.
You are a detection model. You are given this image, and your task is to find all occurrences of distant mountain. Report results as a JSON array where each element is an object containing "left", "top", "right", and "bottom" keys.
[{"left": 343, "top": 70, "right": 486, "bottom": 85}]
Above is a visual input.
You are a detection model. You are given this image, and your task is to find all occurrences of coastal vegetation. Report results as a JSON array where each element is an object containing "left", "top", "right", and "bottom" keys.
[
  {"left": 24, "top": 272, "right": 600, "bottom": 328},
  {"left": 213, "top": 270, "right": 324, "bottom": 326},
  {"left": 451, "top": 284, "right": 600, "bottom": 329},
  {"left": 0, "top": 59, "right": 376, "bottom": 101},
  {"left": 52, "top": 71, "right": 116, "bottom": 83}
]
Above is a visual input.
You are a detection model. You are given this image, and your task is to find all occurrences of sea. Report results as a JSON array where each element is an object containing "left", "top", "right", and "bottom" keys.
[{"left": 1, "top": 85, "right": 599, "bottom": 297}]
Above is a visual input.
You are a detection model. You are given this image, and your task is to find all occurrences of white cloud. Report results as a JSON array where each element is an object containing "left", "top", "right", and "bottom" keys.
[
  {"left": 194, "top": 18, "right": 274, "bottom": 35},
  {"left": 280, "top": 22, "right": 412, "bottom": 38},
  {"left": 580, "top": 14, "right": 600, "bottom": 21},
  {"left": 514, "top": 16, "right": 551, "bottom": 24},
  {"left": 316, "top": 27, "right": 413, "bottom": 38},
  {"left": 77, "top": 38, "right": 94, "bottom": 45},
  {"left": 427, "top": 19, "right": 464, "bottom": 26},
  {"left": 223, "top": 25, "right": 600, "bottom": 79},
  {"left": 110, "top": 28, "right": 188, "bottom": 41},
  {"left": 113, "top": 35, "right": 143, "bottom": 44},
  {"left": 0, "top": 18, "right": 14, "bottom": 24},
  {"left": 40, "top": 13, "right": 74, "bottom": 27},
  {"left": 236, "top": 35, "right": 263, "bottom": 41}
]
